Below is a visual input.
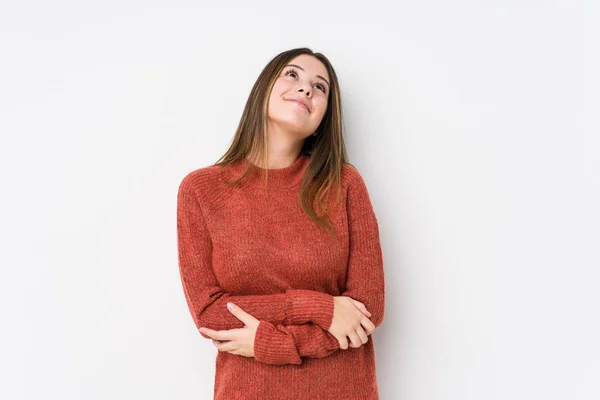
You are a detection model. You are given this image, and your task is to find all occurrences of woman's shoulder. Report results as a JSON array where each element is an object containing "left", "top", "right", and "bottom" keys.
[
  {"left": 178, "top": 164, "right": 222, "bottom": 196},
  {"left": 341, "top": 162, "right": 367, "bottom": 189}
]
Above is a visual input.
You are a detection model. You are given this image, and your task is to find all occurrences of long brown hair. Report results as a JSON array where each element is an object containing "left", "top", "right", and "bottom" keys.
[{"left": 213, "top": 47, "right": 350, "bottom": 239}]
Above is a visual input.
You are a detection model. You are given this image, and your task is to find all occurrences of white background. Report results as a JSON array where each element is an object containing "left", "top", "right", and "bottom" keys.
[{"left": 2, "top": 1, "right": 598, "bottom": 399}]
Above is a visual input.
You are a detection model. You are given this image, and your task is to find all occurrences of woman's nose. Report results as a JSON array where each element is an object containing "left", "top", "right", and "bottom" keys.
[{"left": 297, "top": 86, "right": 311, "bottom": 97}]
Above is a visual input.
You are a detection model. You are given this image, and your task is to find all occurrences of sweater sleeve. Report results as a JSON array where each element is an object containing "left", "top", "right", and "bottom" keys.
[
  {"left": 177, "top": 180, "right": 334, "bottom": 339},
  {"left": 342, "top": 168, "right": 386, "bottom": 328},
  {"left": 253, "top": 320, "right": 340, "bottom": 365}
]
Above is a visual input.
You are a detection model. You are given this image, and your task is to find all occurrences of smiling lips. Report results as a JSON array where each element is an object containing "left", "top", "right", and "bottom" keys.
[{"left": 286, "top": 99, "right": 310, "bottom": 112}]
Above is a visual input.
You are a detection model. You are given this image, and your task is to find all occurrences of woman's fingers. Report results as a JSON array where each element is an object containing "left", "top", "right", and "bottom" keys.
[
  {"left": 337, "top": 334, "right": 349, "bottom": 350},
  {"left": 347, "top": 329, "right": 366, "bottom": 348},
  {"left": 356, "top": 326, "right": 369, "bottom": 344},
  {"left": 330, "top": 297, "right": 376, "bottom": 350},
  {"left": 213, "top": 339, "right": 235, "bottom": 352},
  {"left": 336, "top": 324, "right": 371, "bottom": 350},
  {"left": 361, "top": 316, "right": 376, "bottom": 335},
  {"left": 351, "top": 299, "right": 372, "bottom": 317},
  {"left": 346, "top": 326, "right": 369, "bottom": 348}
]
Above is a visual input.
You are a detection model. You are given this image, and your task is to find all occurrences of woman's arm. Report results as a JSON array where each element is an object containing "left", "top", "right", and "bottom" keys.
[
  {"left": 252, "top": 168, "right": 386, "bottom": 365},
  {"left": 253, "top": 321, "right": 339, "bottom": 365},
  {"left": 177, "top": 180, "right": 334, "bottom": 338},
  {"left": 340, "top": 167, "right": 386, "bottom": 328}
]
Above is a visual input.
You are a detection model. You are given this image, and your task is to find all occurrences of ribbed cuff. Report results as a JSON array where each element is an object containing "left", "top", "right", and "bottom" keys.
[
  {"left": 253, "top": 321, "right": 302, "bottom": 365},
  {"left": 285, "top": 289, "right": 334, "bottom": 330}
]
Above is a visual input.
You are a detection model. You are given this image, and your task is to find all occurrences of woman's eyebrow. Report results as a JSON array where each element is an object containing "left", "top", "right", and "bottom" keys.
[{"left": 285, "top": 64, "right": 330, "bottom": 88}]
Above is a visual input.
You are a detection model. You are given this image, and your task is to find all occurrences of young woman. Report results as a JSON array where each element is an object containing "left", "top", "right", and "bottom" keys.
[{"left": 177, "top": 47, "right": 386, "bottom": 399}]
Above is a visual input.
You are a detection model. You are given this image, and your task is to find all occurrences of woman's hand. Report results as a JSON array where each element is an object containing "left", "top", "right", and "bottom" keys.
[
  {"left": 329, "top": 296, "right": 375, "bottom": 350},
  {"left": 198, "top": 302, "right": 258, "bottom": 358}
]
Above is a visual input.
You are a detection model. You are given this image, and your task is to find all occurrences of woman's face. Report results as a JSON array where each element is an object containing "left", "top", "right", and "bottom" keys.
[{"left": 267, "top": 54, "right": 330, "bottom": 139}]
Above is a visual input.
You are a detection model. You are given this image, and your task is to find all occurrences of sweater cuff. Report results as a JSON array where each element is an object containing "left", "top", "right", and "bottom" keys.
[
  {"left": 285, "top": 289, "right": 334, "bottom": 330},
  {"left": 253, "top": 321, "right": 302, "bottom": 365}
]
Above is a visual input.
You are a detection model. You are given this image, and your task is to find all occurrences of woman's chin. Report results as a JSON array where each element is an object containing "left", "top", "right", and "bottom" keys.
[{"left": 270, "top": 116, "right": 312, "bottom": 131}]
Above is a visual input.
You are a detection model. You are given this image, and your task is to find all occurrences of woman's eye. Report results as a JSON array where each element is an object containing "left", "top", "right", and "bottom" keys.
[{"left": 285, "top": 68, "right": 326, "bottom": 93}]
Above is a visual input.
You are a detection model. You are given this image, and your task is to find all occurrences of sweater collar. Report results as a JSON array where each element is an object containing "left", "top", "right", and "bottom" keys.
[{"left": 232, "top": 153, "right": 310, "bottom": 190}]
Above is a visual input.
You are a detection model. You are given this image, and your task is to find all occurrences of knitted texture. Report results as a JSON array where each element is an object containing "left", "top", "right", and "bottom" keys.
[{"left": 177, "top": 153, "right": 386, "bottom": 399}]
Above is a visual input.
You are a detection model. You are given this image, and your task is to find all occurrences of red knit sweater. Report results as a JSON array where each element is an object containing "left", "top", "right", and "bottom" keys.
[{"left": 176, "top": 153, "right": 386, "bottom": 399}]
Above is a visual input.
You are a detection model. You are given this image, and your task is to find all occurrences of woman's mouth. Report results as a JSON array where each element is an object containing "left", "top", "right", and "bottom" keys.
[{"left": 286, "top": 99, "right": 309, "bottom": 112}]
